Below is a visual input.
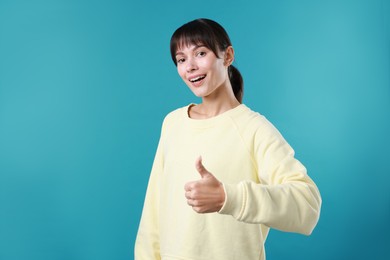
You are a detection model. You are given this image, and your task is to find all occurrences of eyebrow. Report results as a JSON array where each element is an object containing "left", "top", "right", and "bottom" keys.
[{"left": 175, "top": 44, "right": 206, "bottom": 56}]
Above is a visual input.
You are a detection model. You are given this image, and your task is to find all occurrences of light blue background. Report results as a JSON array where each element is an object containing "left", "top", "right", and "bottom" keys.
[{"left": 0, "top": 0, "right": 389, "bottom": 259}]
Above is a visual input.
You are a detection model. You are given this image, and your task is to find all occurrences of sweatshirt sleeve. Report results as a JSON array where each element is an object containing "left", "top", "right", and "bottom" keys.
[
  {"left": 134, "top": 128, "right": 165, "bottom": 259},
  {"left": 219, "top": 119, "right": 322, "bottom": 235}
]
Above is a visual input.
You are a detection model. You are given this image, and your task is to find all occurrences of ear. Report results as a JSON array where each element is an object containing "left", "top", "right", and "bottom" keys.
[{"left": 224, "top": 46, "right": 235, "bottom": 67}]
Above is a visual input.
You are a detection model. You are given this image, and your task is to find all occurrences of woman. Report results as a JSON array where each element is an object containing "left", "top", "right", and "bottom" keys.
[{"left": 135, "top": 18, "right": 321, "bottom": 260}]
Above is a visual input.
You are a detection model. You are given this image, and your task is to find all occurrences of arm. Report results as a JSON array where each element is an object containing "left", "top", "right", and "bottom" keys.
[
  {"left": 219, "top": 122, "right": 322, "bottom": 235},
  {"left": 134, "top": 138, "right": 164, "bottom": 259}
]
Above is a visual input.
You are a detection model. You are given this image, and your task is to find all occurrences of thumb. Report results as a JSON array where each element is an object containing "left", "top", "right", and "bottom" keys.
[{"left": 195, "top": 156, "right": 211, "bottom": 179}]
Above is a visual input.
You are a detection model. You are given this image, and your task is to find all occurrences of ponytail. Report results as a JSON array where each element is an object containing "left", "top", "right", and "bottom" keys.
[{"left": 228, "top": 65, "right": 244, "bottom": 103}]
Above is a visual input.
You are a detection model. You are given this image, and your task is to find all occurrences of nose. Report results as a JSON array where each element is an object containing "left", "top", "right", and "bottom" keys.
[{"left": 186, "top": 58, "right": 197, "bottom": 72}]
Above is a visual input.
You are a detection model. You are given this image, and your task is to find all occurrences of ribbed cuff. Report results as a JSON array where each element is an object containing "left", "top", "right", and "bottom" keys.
[{"left": 218, "top": 182, "right": 246, "bottom": 220}]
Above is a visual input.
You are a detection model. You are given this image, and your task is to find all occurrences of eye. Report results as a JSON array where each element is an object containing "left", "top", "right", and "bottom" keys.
[
  {"left": 197, "top": 51, "right": 207, "bottom": 57},
  {"left": 176, "top": 58, "right": 185, "bottom": 64}
]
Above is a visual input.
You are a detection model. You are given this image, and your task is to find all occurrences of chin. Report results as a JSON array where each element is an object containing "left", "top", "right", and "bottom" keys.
[
  {"left": 192, "top": 90, "right": 208, "bottom": 98},
  {"left": 188, "top": 87, "right": 204, "bottom": 97}
]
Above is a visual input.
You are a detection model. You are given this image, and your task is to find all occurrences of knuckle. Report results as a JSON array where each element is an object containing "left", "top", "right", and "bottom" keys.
[
  {"left": 184, "top": 183, "right": 192, "bottom": 191},
  {"left": 192, "top": 190, "right": 200, "bottom": 198}
]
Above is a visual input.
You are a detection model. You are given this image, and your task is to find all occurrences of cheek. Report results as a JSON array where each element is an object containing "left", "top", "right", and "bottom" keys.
[
  {"left": 210, "top": 62, "right": 226, "bottom": 82},
  {"left": 177, "top": 66, "right": 186, "bottom": 80}
]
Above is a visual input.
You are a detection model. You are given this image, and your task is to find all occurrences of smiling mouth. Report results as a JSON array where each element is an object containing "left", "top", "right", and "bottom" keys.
[{"left": 189, "top": 75, "right": 206, "bottom": 83}]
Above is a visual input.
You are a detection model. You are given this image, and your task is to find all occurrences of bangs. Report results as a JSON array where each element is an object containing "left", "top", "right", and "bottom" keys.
[{"left": 170, "top": 21, "right": 220, "bottom": 65}]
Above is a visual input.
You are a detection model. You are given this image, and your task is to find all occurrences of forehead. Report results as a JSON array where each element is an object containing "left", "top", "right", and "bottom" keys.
[
  {"left": 175, "top": 43, "right": 207, "bottom": 55},
  {"left": 175, "top": 39, "right": 206, "bottom": 52}
]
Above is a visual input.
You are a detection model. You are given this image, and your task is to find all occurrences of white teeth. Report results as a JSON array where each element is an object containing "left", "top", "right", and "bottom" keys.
[{"left": 190, "top": 75, "right": 205, "bottom": 82}]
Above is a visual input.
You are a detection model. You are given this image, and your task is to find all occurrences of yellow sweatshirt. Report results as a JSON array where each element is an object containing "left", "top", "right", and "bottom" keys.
[{"left": 135, "top": 104, "right": 321, "bottom": 260}]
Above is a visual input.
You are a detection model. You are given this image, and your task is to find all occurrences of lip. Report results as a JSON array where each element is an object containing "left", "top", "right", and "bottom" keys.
[
  {"left": 188, "top": 74, "right": 206, "bottom": 81},
  {"left": 188, "top": 74, "right": 207, "bottom": 87}
]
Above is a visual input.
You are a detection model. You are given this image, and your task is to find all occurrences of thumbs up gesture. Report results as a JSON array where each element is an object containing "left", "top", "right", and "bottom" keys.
[{"left": 184, "top": 156, "right": 226, "bottom": 213}]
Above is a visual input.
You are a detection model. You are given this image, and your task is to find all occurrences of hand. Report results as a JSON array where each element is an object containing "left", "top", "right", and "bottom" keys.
[{"left": 184, "top": 156, "right": 226, "bottom": 213}]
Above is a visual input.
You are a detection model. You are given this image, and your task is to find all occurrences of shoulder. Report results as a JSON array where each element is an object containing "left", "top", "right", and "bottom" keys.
[
  {"left": 230, "top": 104, "right": 284, "bottom": 140},
  {"left": 164, "top": 105, "right": 188, "bottom": 121},
  {"left": 229, "top": 104, "right": 268, "bottom": 129},
  {"left": 160, "top": 104, "right": 190, "bottom": 129}
]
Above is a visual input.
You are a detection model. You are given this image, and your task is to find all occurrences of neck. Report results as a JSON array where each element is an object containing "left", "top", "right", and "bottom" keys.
[
  {"left": 192, "top": 83, "right": 240, "bottom": 119},
  {"left": 200, "top": 97, "right": 240, "bottom": 117}
]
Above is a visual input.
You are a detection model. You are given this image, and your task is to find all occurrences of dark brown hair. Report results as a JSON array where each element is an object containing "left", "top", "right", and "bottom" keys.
[{"left": 170, "top": 18, "right": 244, "bottom": 103}]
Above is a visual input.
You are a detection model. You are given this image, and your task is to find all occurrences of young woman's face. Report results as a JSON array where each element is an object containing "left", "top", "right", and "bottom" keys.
[{"left": 175, "top": 44, "right": 230, "bottom": 99}]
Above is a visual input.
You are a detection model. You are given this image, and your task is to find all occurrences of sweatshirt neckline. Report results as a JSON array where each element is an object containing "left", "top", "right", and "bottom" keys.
[{"left": 183, "top": 103, "right": 247, "bottom": 127}]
